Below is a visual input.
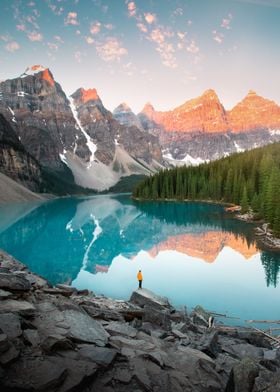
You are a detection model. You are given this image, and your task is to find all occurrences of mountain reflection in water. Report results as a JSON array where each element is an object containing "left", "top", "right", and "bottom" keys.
[{"left": 0, "top": 194, "right": 279, "bottom": 293}]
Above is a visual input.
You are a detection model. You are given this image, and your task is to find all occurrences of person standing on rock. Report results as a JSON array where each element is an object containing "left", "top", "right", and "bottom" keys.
[{"left": 137, "top": 270, "right": 143, "bottom": 289}]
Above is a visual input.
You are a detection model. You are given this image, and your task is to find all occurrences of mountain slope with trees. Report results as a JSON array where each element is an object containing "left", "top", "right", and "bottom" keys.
[{"left": 133, "top": 142, "right": 280, "bottom": 236}]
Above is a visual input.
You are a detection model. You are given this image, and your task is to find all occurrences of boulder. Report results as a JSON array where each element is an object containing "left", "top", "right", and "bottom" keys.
[
  {"left": 0, "top": 313, "right": 22, "bottom": 339},
  {"left": 0, "top": 342, "right": 19, "bottom": 365},
  {"left": 0, "top": 288, "right": 13, "bottom": 299},
  {"left": 0, "top": 333, "right": 9, "bottom": 353},
  {"left": 143, "top": 305, "right": 171, "bottom": 330},
  {"left": 197, "top": 330, "right": 219, "bottom": 358},
  {"left": 0, "top": 272, "right": 31, "bottom": 291},
  {"left": 222, "top": 343, "right": 264, "bottom": 361},
  {"left": 78, "top": 345, "right": 117, "bottom": 366},
  {"left": 63, "top": 309, "right": 109, "bottom": 346},
  {"left": 42, "top": 334, "right": 74, "bottom": 352},
  {"left": 225, "top": 357, "right": 259, "bottom": 392},
  {"left": 23, "top": 329, "right": 41, "bottom": 347},
  {"left": 130, "top": 289, "right": 171, "bottom": 311},
  {"left": 0, "top": 299, "right": 36, "bottom": 316},
  {"left": 105, "top": 321, "right": 137, "bottom": 338},
  {"left": 2, "top": 356, "right": 67, "bottom": 391}
]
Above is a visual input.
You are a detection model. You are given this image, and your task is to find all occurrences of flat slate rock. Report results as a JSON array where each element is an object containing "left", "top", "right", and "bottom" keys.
[
  {"left": 0, "top": 272, "right": 31, "bottom": 291},
  {"left": 0, "top": 299, "right": 36, "bottom": 316},
  {"left": 3, "top": 356, "right": 67, "bottom": 391},
  {"left": 63, "top": 309, "right": 109, "bottom": 346},
  {"left": 0, "top": 312, "right": 22, "bottom": 339},
  {"left": 78, "top": 345, "right": 117, "bottom": 366},
  {"left": 130, "top": 289, "right": 171, "bottom": 310},
  {"left": 105, "top": 321, "right": 138, "bottom": 338}
]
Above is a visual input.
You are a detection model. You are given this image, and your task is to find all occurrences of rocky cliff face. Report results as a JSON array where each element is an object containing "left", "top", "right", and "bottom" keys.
[
  {"left": 0, "top": 66, "right": 163, "bottom": 192},
  {"left": 0, "top": 65, "right": 90, "bottom": 172},
  {"left": 137, "top": 89, "right": 280, "bottom": 162},
  {"left": 113, "top": 102, "right": 144, "bottom": 130},
  {"left": 228, "top": 90, "right": 280, "bottom": 132},
  {"left": 0, "top": 113, "right": 43, "bottom": 191}
]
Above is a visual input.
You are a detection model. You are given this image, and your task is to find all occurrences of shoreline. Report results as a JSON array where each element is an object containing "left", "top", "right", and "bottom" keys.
[
  {"left": 133, "top": 196, "right": 280, "bottom": 251},
  {"left": 1, "top": 249, "right": 280, "bottom": 391}
]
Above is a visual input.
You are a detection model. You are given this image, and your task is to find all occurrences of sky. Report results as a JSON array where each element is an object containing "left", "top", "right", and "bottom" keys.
[{"left": 0, "top": 0, "right": 280, "bottom": 113}]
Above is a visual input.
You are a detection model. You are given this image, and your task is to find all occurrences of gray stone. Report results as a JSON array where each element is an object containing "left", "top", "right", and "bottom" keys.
[
  {"left": 57, "top": 357, "right": 98, "bottom": 392},
  {"left": 172, "top": 329, "right": 187, "bottom": 339},
  {"left": 113, "top": 367, "right": 132, "bottom": 383},
  {"left": 130, "top": 289, "right": 171, "bottom": 311},
  {"left": 78, "top": 345, "right": 117, "bottom": 366},
  {"left": 0, "top": 313, "right": 22, "bottom": 339},
  {"left": 263, "top": 349, "right": 280, "bottom": 362},
  {"left": 197, "top": 330, "right": 219, "bottom": 358},
  {"left": 109, "top": 335, "right": 156, "bottom": 352},
  {"left": 0, "top": 288, "right": 13, "bottom": 299},
  {"left": 0, "top": 333, "right": 9, "bottom": 353},
  {"left": 82, "top": 304, "right": 124, "bottom": 321},
  {"left": 43, "top": 287, "right": 73, "bottom": 297},
  {"left": 0, "top": 299, "right": 36, "bottom": 316},
  {"left": 0, "top": 342, "right": 19, "bottom": 365},
  {"left": 0, "top": 272, "right": 31, "bottom": 291},
  {"left": 63, "top": 309, "right": 109, "bottom": 346},
  {"left": 3, "top": 356, "right": 67, "bottom": 391},
  {"left": 143, "top": 305, "right": 171, "bottom": 330},
  {"left": 23, "top": 329, "right": 41, "bottom": 347},
  {"left": 223, "top": 343, "right": 264, "bottom": 361},
  {"left": 25, "top": 273, "right": 49, "bottom": 289},
  {"left": 105, "top": 321, "right": 137, "bottom": 338},
  {"left": 56, "top": 284, "right": 77, "bottom": 293},
  {"left": 42, "top": 334, "right": 74, "bottom": 352},
  {"left": 225, "top": 357, "right": 259, "bottom": 392}
]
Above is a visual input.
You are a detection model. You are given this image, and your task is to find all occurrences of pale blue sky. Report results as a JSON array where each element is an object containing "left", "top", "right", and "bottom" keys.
[{"left": 1, "top": 0, "right": 280, "bottom": 112}]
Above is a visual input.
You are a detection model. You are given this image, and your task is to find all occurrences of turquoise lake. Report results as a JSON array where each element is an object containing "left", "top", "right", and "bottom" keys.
[{"left": 0, "top": 194, "right": 280, "bottom": 327}]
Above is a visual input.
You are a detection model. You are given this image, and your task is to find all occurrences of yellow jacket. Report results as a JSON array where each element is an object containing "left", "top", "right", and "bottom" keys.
[{"left": 137, "top": 271, "right": 143, "bottom": 281}]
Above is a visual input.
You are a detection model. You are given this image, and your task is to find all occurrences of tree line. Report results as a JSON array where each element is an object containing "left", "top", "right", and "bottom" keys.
[{"left": 133, "top": 142, "right": 280, "bottom": 237}]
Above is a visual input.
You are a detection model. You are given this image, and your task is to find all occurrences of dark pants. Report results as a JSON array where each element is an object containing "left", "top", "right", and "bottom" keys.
[{"left": 138, "top": 280, "right": 142, "bottom": 289}]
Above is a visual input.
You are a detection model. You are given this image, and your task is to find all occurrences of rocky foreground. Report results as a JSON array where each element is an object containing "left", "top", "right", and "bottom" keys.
[{"left": 0, "top": 250, "right": 280, "bottom": 392}]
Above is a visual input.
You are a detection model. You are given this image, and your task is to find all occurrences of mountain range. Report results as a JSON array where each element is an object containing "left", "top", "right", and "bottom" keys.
[{"left": 0, "top": 64, "right": 279, "bottom": 194}]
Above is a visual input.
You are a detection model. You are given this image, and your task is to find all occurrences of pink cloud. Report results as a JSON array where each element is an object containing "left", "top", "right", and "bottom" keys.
[
  {"left": 221, "top": 14, "right": 233, "bottom": 30},
  {"left": 27, "top": 31, "right": 43, "bottom": 41},
  {"left": 65, "top": 12, "right": 79, "bottom": 26},
  {"left": 105, "top": 23, "right": 114, "bottom": 30},
  {"left": 144, "top": 13, "right": 156, "bottom": 24},
  {"left": 5, "top": 41, "right": 20, "bottom": 52},
  {"left": 212, "top": 30, "right": 224, "bottom": 44},
  {"left": 16, "top": 24, "right": 26, "bottom": 31},
  {"left": 85, "top": 36, "right": 94, "bottom": 44},
  {"left": 96, "top": 37, "right": 127, "bottom": 62},
  {"left": 137, "top": 22, "right": 148, "bottom": 33},
  {"left": 90, "top": 21, "right": 101, "bottom": 35},
  {"left": 127, "top": 2, "right": 137, "bottom": 17},
  {"left": 148, "top": 27, "right": 177, "bottom": 68},
  {"left": 74, "top": 51, "right": 82, "bottom": 63},
  {"left": 186, "top": 40, "right": 200, "bottom": 54},
  {"left": 47, "top": 42, "right": 58, "bottom": 51},
  {"left": 54, "top": 35, "right": 64, "bottom": 44}
]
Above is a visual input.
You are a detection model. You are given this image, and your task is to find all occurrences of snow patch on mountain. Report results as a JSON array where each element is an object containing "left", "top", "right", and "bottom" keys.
[{"left": 68, "top": 96, "right": 97, "bottom": 166}]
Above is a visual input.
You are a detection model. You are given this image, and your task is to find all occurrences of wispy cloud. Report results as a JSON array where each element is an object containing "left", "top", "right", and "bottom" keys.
[
  {"left": 137, "top": 22, "right": 148, "bottom": 33},
  {"left": 65, "top": 12, "right": 79, "bottom": 26},
  {"left": 148, "top": 27, "right": 177, "bottom": 68},
  {"left": 85, "top": 36, "right": 95, "bottom": 44},
  {"left": 186, "top": 40, "right": 200, "bottom": 54},
  {"left": 221, "top": 14, "right": 233, "bottom": 30},
  {"left": 27, "top": 31, "right": 43, "bottom": 41},
  {"left": 16, "top": 24, "right": 26, "bottom": 31},
  {"left": 96, "top": 37, "right": 127, "bottom": 62},
  {"left": 127, "top": 1, "right": 137, "bottom": 17},
  {"left": 47, "top": 42, "right": 58, "bottom": 51},
  {"left": 54, "top": 35, "right": 64, "bottom": 44},
  {"left": 212, "top": 30, "right": 224, "bottom": 44},
  {"left": 144, "top": 13, "right": 156, "bottom": 24},
  {"left": 5, "top": 41, "right": 20, "bottom": 52},
  {"left": 90, "top": 21, "right": 101, "bottom": 35}
]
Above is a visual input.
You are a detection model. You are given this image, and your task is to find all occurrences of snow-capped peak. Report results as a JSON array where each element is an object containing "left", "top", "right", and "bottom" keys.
[{"left": 21, "top": 65, "right": 48, "bottom": 77}]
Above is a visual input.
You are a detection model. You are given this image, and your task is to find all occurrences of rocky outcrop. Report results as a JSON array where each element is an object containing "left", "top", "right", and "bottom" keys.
[
  {"left": 228, "top": 90, "right": 280, "bottom": 132},
  {"left": 0, "top": 65, "right": 90, "bottom": 171},
  {"left": 137, "top": 90, "right": 280, "bottom": 163},
  {"left": 1, "top": 249, "right": 280, "bottom": 392},
  {"left": 0, "top": 113, "right": 43, "bottom": 191},
  {"left": 113, "top": 102, "right": 144, "bottom": 130}
]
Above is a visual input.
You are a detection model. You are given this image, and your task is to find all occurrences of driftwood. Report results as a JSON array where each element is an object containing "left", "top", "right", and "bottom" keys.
[
  {"left": 246, "top": 319, "right": 280, "bottom": 324},
  {"left": 252, "top": 327, "right": 280, "bottom": 347},
  {"left": 209, "top": 311, "right": 240, "bottom": 320}
]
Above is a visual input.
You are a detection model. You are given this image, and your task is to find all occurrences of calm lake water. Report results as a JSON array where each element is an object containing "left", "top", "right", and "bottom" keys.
[{"left": 1, "top": 194, "right": 280, "bottom": 326}]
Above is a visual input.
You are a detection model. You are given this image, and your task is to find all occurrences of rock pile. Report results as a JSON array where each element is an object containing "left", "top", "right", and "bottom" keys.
[{"left": 0, "top": 249, "right": 280, "bottom": 391}]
